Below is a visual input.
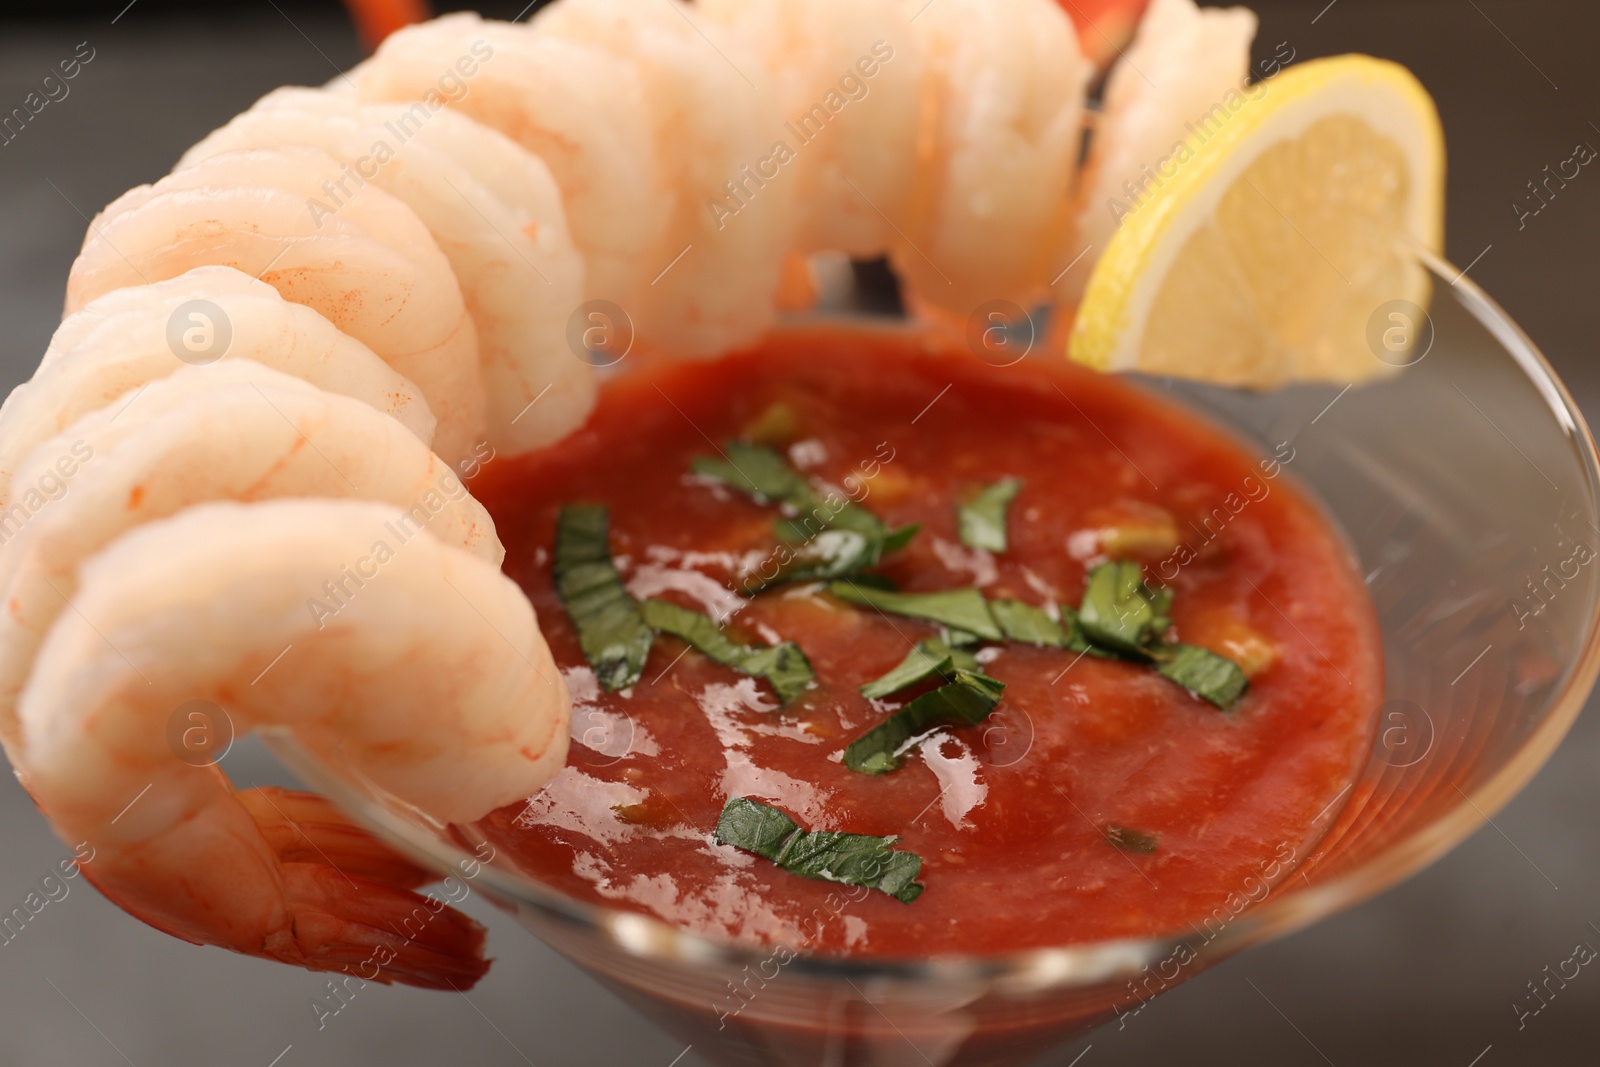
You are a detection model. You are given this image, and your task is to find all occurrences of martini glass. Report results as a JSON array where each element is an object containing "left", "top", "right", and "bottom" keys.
[{"left": 268, "top": 252, "right": 1600, "bottom": 1067}]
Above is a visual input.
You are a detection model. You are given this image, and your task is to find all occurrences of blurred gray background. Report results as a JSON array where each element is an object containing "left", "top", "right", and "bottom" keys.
[{"left": 1, "top": 0, "right": 1598, "bottom": 1064}]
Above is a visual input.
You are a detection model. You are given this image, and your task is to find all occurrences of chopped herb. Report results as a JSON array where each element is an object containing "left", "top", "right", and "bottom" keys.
[
  {"left": 932, "top": 637, "right": 983, "bottom": 673},
  {"left": 941, "top": 626, "right": 984, "bottom": 648},
  {"left": 861, "top": 649, "right": 952, "bottom": 701},
  {"left": 828, "top": 582, "right": 1003, "bottom": 642},
  {"left": 639, "top": 599, "right": 752, "bottom": 667},
  {"left": 639, "top": 599, "right": 814, "bottom": 705},
  {"left": 989, "top": 599, "right": 1066, "bottom": 647},
  {"left": 1104, "top": 825, "right": 1160, "bottom": 854},
  {"left": 858, "top": 638, "right": 980, "bottom": 700},
  {"left": 740, "top": 644, "right": 818, "bottom": 706},
  {"left": 1071, "top": 562, "right": 1246, "bottom": 703},
  {"left": 754, "top": 528, "right": 880, "bottom": 589},
  {"left": 938, "top": 641, "right": 985, "bottom": 674},
  {"left": 882, "top": 524, "right": 923, "bottom": 554},
  {"left": 715, "top": 797, "right": 925, "bottom": 903},
  {"left": 844, "top": 670, "right": 1006, "bottom": 775},
  {"left": 829, "top": 504, "right": 894, "bottom": 539},
  {"left": 553, "top": 505, "right": 654, "bottom": 692},
  {"left": 693, "top": 440, "right": 811, "bottom": 508},
  {"left": 695, "top": 441, "right": 882, "bottom": 537},
  {"left": 1076, "top": 561, "right": 1173, "bottom": 657},
  {"left": 1154, "top": 643, "right": 1249, "bottom": 709},
  {"left": 694, "top": 441, "right": 911, "bottom": 586},
  {"left": 991, "top": 599, "right": 1111, "bottom": 657},
  {"left": 775, "top": 498, "right": 886, "bottom": 542},
  {"left": 959, "top": 478, "right": 1023, "bottom": 553},
  {"left": 1058, "top": 605, "right": 1112, "bottom": 656}
]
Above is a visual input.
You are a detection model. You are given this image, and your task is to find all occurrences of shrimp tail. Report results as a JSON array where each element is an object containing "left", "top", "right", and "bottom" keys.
[
  {"left": 279, "top": 863, "right": 490, "bottom": 990},
  {"left": 238, "top": 787, "right": 441, "bottom": 890},
  {"left": 69, "top": 787, "right": 493, "bottom": 989},
  {"left": 242, "top": 787, "right": 493, "bottom": 988}
]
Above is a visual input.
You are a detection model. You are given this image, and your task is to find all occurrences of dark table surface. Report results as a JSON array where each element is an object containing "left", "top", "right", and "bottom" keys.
[{"left": 2, "top": 1, "right": 1598, "bottom": 1064}]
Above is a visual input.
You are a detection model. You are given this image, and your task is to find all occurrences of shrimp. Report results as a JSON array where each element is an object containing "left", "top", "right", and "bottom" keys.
[
  {"left": 0, "top": 358, "right": 500, "bottom": 759},
  {"left": 63, "top": 146, "right": 487, "bottom": 463},
  {"left": 352, "top": 14, "right": 671, "bottom": 322},
  {"left": 179, "top": 88, "right": 593, "bottom": 454},
  {"left": 0, "top": 266, "right": 433, "bottom": 506},
  {"left": 895, "top": 0, "right": 1093, "bottom": 319},
  {"left": 1062, "top": 0, "right": 1258, "bottom": 302},
  {"left": 18, "top": 498, "right": 566, "bottom": 986},
  {"left": 531, "top": 0, "right": 792, "bottom": 358},
  {"left": 697, "top": 0, "right": 924, "bottom": 260}
]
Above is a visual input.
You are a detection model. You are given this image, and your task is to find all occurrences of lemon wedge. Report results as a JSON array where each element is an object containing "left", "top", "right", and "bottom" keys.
[{"left": 1069, "top": 55, "right": 1445, "bottom": 386}]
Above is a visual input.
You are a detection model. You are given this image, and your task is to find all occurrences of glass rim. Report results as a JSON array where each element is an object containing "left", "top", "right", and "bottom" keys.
[{"left": 266, "top": 250, "right": 1600, "bottom": 990}]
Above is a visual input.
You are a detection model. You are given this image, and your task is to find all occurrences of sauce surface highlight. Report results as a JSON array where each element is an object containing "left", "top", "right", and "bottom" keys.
[{"left": 471, "top": 327, "right": 1382, "bottom": 957}]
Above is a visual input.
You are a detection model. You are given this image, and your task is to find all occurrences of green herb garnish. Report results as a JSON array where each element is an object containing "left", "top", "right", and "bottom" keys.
[
  {"left": 940, "top": 627, "right": 984, "bottom": 648},
  {"left": 756, "top": 529, "right": 881, "bottom": 589},
  {"left": 1060, "top": 606, "right": 1114, "bottom": 656},
  {"left": 694, "top": 441, "right": 914, "bottom": 586},
  {"left": 696, "top": 441, "right": 882, "bottom": 538},
  {"left": 882, "top": 523, "right": 923, "bottom": 554},
  {"left": 714, "top": 797, "right": 925, "bottom": 903},
  {"left": 1074, "top": 563, "right": 1246, "bottom": 707},
  {"left": 773, "top": 502, "right": 886, "bottom": 543},
  {"left": 989, "top": 599, "right": 1065, "bottom": 647},
  {"left": 828, "top": 582, "right": 1004, "bottom": 642},
  {"left": 990, "top": 598, "right": 1113, "bottom": 658},
  {"left": 1076, "top": 560, "right": 1173, "bottom": 656},
  {"left": 1154, "top": 643, "right": 1248, "bottom": 708},
  {"left": 959, "top": 478, "right": 1022, "bottom": 553},
  {"left": 858, "top": 638, "right": 981, "bottom": 700},
  {"left": 693, "top": 440, "right": 812, "bottom": 508},
  {"left": 553, "top": 505, "right": 654, "bottom": 692},
  {"left": 844, "top": 670, "right": 1007, "bottom": 775},
  {"left": 639, "top": 599, "right": 814, "bottom": 705},
  {"left": 1104, "top": 825, "right": 1160, "bottom": 854},
  {"left": 861, "top": 650, "right": 952, "bottom": 701}
]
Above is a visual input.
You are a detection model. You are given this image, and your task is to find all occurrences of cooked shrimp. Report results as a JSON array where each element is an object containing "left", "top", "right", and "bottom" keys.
[
  {"left": 533, "top": 0, "right": 791, "bottom": 357},
  {"left": 0, "top": 358, "right": 500, "bottom": 759},
  {"left": 179, "top": 88, "right": 593, "bottom": 454},
  {"left": 1062, "top": 0, "right": 1257, "bottom": 302},
  {"left": 698, "top": 0, "right": 923, "bottom": 260},
  {"left": 18, "top": 498, "right": 567, "bottom": 986},
  {"left": 0, "top": 266, "right": 432, "bottom": 506},
  {"left": 353, "top": 14, "right": 671, "bottom": 321},
  {"left": 895, "top": 0, "right": 1093, "bottom": 318},
  {"left": 64, "top": 146, "right": 486, "bottom": 463}
]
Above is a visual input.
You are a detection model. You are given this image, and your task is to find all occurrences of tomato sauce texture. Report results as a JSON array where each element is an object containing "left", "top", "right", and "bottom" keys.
[{"left": 471, "top": 327, "right": 1382, "bottom": 958}]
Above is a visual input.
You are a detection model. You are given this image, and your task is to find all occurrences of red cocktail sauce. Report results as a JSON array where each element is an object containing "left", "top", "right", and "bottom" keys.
[{"left": 470, "top": 326, "right": 1381, "bottom": 958}]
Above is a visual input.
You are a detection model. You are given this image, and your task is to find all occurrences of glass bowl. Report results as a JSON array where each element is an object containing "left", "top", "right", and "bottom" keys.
[{"left": 267, "top": 251, "right": 1600, "bottom": 1067}]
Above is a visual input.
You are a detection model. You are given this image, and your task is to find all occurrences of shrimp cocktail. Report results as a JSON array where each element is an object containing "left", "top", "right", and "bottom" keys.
[
  {"left": 1, "top": 0, "right": 1511, "bottom": 1061},
  {"left": 476, "top": 326, "right": 1380, "bottom": 961}
]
